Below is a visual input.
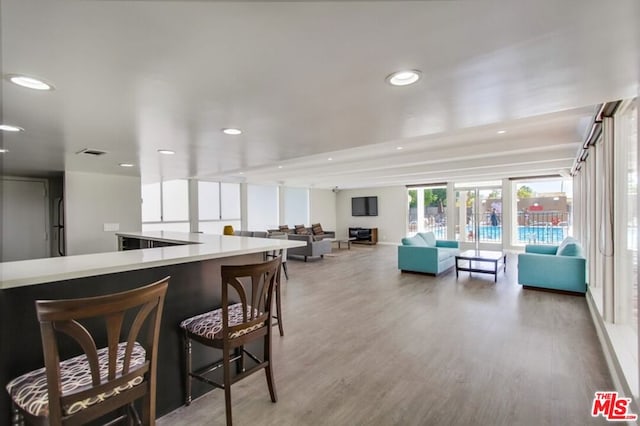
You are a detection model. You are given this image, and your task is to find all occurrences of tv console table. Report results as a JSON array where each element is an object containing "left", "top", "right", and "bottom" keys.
[{"left": 349, "top": 227, "right": 378, "bottom": 245}]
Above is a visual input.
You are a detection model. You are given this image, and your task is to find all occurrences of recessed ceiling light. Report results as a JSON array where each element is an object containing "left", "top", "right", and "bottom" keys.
[
  {"left": 328, "top": 157, "right": 333, "bottom": 161},
  {"left": 0, "top": 124, "right": 24, "bottom": 132},
  {"left": 0, "top": 149, "right": 9, "bottom": 153},
  {"left": 396, "top": 146, "right": 404, "bottom": 150},
  {"left": 386, "top": 70, "right": 421, "bottom": 86},
  {"left": 497, "top": 130, "right": 507, "bottom": 134},
  {"left": 239, "top": 172, "right": 244, "bottom": 175},
  {"left": 158, "top": 149, "right": 175, "bottom": 155},
  {"left": 119, "top": 163, "right": 135, "bottom": 168},
  {"left": 7, "top": 74, "right": 54, "bottom": 91},
  {"left": 222, "top": 128, "right": 242, "bottom": 135},
  {"left": 278, "top": 165, "right": 283, "bottom": 169}
]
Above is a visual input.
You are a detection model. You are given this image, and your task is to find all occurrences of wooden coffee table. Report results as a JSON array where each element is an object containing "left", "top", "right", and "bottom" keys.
[
  {"left": 455, "top": 250, "right": 506, "bottom": 282},
  {"left": 329, "top": 237, "right": 357, "bottom": 249}
]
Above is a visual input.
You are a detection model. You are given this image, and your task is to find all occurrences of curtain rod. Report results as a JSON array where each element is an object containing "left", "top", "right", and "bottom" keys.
[
  {"left": 405, "top": 183, "right": 448, "bottom": 188},
  {"left": 508, "top": 174, "right": 561, "bottom": 181},
  {"left": 570, "top": 100, "right": 621, "bottom": 176}
]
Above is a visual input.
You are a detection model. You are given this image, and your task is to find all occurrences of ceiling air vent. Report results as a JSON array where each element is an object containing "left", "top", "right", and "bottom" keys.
[{"left": 76, "top": 148, "right": 108, "bottom": 156}]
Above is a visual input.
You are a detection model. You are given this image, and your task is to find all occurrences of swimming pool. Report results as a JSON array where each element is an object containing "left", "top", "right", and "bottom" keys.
[
  {"left": 423, "top": 225, "right": 569, "bottom": 244},
  {"left": 467, "top": 225, "right": 567, "bottom": 243}
]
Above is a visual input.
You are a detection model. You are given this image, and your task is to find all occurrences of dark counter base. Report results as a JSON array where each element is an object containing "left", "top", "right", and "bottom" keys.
[{"left": 0, "top": 252, "right": 262, "bottom": 425}]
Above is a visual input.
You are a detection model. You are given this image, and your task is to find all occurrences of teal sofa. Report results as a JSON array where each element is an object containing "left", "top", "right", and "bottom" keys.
[
  {"left": 398, "top": 232, "right": 460, "bottom": 275},
  {"left": 517, "top": 237, "right": 587, "bottom": 293}
]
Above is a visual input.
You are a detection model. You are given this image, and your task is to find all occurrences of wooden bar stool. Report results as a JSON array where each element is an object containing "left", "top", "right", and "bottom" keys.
[
  {"left": 5, "top": 277, "right": 169, "bottom": 426},
  {"left": 180, "top": 256, "right": 281, "bottom": 426},
  {"left": 266, "top": 233, "right": 288, "bottom": 336}
]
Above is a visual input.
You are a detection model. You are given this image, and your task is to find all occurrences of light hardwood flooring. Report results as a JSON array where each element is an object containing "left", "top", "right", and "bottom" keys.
[{"left": 159, "top": 244, "right": 613, "bottom": 426}]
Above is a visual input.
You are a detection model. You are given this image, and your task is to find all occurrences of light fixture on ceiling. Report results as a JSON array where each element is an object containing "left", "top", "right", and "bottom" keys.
[
  {"left": 222, "top": 128, "right": 242, "bottom": 135},
  {"left": 553, "top": 197, "right": 560, "bottom": 201},
  {"left": 0, "top": 124, "right": 24, "bottom": 132},
  {"left": 386, "top": 70, "right": 421, "bottom": 86},
  {"left": 497, "top": 130, "right": 507, "bottom": 134},
  {"left": 328, "top": 157, "right": 333, "bottom": 161},
  {"left": 278, "top": 165, "right": 283, "bottom": 169},
  {"left": 0, "top": 149, "right": 8, "bottom": 153},
  {"left": 119, "top": 163, "right": 135, "bottom": 168},
  {"left": 6, "top": 74, "right": 54, "bottom": 91},
  {"left": 396, "top": 146, "right": 404, "bottom": 150},
  {"left": 158, "top": 149, "right": 175, "bottom": 155}
]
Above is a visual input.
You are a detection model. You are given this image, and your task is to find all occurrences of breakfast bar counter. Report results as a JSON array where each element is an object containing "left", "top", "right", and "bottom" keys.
[
  {"left": 1, "top": 231, "right": 301, "bottom": 290},
  {"left": 0, "top": 232, "right": 304, "bottom": 424}
]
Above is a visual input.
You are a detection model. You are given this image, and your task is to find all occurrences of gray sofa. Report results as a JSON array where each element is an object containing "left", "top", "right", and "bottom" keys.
[
  {"left": 267, "top": 224, "right": 335, "bottom": 240},
  {"left": 233, "top": 230, "right": 268, "bottom": 238},
  {"left": 286, "top": 234, "right": 332, "bottom": 261}
]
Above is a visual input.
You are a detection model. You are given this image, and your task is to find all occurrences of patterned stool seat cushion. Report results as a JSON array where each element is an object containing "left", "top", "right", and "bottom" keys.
[
  {"left": 6, "top": 341, "right": 146, "bottom": 417},
  {"left": 180, "top": 303, "right": 264, "bottom": 339}
]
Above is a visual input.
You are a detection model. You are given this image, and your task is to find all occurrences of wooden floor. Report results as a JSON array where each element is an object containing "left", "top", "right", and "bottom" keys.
[{"left": 159, "top": 244, "right": 613, "bottom": 426}]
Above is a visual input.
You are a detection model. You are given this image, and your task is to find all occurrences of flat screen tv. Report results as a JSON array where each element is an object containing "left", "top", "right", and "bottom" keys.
[{"left": 352, "top": 196, "right": 378, "bottom": 216}]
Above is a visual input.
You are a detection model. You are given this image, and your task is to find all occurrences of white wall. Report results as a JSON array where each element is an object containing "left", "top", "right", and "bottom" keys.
[
  {"left": 309, "top": 188, "right": 337, "bottom": 231},
  {"left": 65, "top": 172, "right": 142, "bottom": 255},
  {"left": 336, "top": 186, "right": 407, "bottom": 244}
]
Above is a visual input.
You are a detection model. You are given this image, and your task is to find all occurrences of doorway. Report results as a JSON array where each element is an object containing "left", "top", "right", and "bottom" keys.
[
  {"left": 1, "top": 178, "right": 50, "bottom": 261},
  {"left": 455, "top": 185, "right": 502, "bottom": 251}
]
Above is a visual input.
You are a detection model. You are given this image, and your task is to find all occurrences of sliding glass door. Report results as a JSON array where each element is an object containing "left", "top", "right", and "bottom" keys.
[{"left": 455, "top": 183, "right": 502, "bottom": 250}]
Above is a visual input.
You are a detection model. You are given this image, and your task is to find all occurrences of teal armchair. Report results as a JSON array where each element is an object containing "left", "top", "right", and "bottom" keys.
[
  {"left": 398, "top": 232, "right": 459, "bottom": 275},
  {"left": 517, "top": 237, "right": 587, "bottom": 293}
]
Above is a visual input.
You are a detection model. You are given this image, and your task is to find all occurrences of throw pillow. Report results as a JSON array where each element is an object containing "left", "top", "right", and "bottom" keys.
[
  {"left": 295, "top": 225, "right": 309, "bottom": 235},
  {"left": 417, "top": 232, "right": 436, "bottom": 247},
  {"left": 278, "top": 225, "right": 292, "bottom": 234},
  {"left": 556, "top": 236, "right": 578, "bottom": 255},
  {"left": 557, "top": 242, "right": 583, "bottom": 257},
  {"left": 402, "top": 236, "right": 426, "bottom": 246},
  {"left": 311, "top": 223, "right": 324, "bottom": 235}
]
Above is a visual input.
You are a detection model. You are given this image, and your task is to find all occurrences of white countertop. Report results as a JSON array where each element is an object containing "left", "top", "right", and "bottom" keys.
[
  {"left": 116, "top": 231, "right": 223, "bottom": 244},
  {"left": 0, "top": 232, "right": 305, "bottom": 290}
]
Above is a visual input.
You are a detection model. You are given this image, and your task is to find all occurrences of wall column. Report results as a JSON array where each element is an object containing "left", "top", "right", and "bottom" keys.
[
  {"left": 501, "top": 178, "right": 513, "bottom": 251},
  {"left": 447, "top": 182, "right": 456, "bottom": 240}
]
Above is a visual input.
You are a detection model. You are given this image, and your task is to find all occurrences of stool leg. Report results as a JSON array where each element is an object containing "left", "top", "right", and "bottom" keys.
[
  {"left": 11, "top": 403, "right": 23, "bottom": 426},
  {"left": 223, "top": 345, "right": 233, "bottom": 426},
  {"left": 275, "top": 280, "right": 284, "bottom": 336},
  {"left": 264, "top": 334, "right": 277, "bottom": 403},
  {"left": 184, "top": 333, "right": 192, "bottom": 406},
  {"left": 282, "top": 262, "right": 289, "bottom": 280},
  {"left": 235, "top": 346, "right": 245, "bottom": 374},
  {"left": 128, "top": 402, "right": 141, "bottom": 426}
]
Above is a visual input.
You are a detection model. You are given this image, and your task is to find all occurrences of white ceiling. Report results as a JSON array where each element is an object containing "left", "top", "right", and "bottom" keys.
[{"left": 1, "top": 0, "right": 638, "bottom": 188}]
